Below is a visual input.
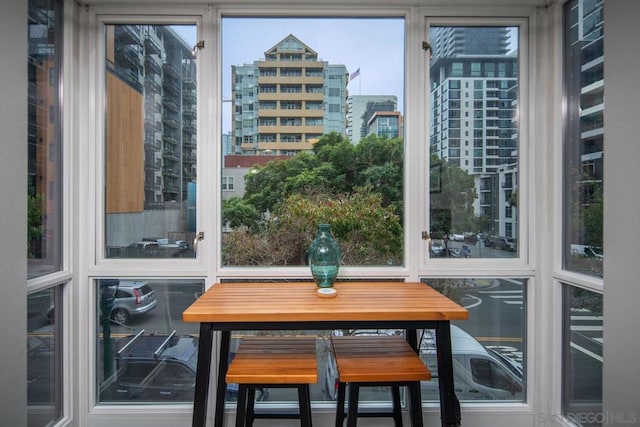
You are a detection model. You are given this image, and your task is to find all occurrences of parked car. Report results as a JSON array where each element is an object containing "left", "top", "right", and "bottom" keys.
[
  {"left": 101, "top": 331, "right": 198, "bottom": 402},
  {"left": 449, "top": 233, "right": 465, "bottom": 242},
  {"left": 101, "top": 332, "right": 267, "bottom": 403},
  {"left": 420, "top": 325, "right": 523, "bottom": 401},
  {"left": 431, "top": 239, "right": 445, "bottom": 257},
  {"left": 49, "top": 280, "right": 157, "bottom": 324},
  {"left": 484, "top": 236, "right": 516, "bottom": 251},
  {"left": 107, "top": 281, "right": 158, "bottom": 324}
]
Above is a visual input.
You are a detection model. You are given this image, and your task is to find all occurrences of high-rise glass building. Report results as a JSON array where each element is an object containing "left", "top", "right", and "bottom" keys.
[
  {"left": 232, "top": 34, "right": 348, "bottom": 156},
  {"left": 346, "top": 95, "right": 397, "bottom": 143}
]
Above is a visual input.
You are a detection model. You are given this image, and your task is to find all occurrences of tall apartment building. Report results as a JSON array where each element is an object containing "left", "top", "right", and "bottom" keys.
[
  {"left": 106, "top": 25, "right": 196, "bottom": 210},
  {"left": 429, "top": 27, "right": 510, "bottom": 61},
  {"left": 429, "top": 26, "right": 518, "bottom": 237},
  {"left": 232, "top": 34, "right": 348, "bottom": 156},
  {"left": 346, "top": 95, "right": 397, "bottom": 143}
]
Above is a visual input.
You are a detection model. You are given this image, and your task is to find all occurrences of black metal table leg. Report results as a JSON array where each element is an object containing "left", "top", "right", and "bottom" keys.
[
  {"left": 436, "top": 321, "right": 461, "bottom": 427},
  {"left": 193, "top": 323, "right": 214, "bottom": 427}
]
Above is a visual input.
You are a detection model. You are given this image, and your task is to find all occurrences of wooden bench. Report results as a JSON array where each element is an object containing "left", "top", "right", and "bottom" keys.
[
  {"left": 226, "top": 336, "right": 318, "bottom": 427},
  {"left": 330, "top": 336, "right": 431, "bottom": 427}
]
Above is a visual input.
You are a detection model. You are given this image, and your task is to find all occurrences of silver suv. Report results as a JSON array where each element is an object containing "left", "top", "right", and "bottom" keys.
[{"left": 109, "top": 281, "right": 158, "bottom": 324}]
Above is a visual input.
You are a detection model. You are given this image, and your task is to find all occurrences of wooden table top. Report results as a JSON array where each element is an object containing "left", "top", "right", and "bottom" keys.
[{"left": 182, "top": 281, "right": 468, "bottom": 324}]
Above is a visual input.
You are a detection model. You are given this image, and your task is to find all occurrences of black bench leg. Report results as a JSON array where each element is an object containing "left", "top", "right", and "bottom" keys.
[
  {"left": 246, "top": 387, "right": 257, "bottom": 427},
  {"left": 298, "top": 384, "right": 313, "bottom": 427},
  {"left": 335, "top": 382, "right": 347, "bottom": 427},
  {"left": 392, "top": 385, "right": 403, "bottom": 427},
  {"left": 346, "top": 384, "right": 360, "bottom": 427},
  {"left": 235, "top": 385, "right": 248, "bottom": 427}
]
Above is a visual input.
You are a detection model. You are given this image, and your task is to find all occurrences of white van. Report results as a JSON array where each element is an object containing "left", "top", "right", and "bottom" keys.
[
  {"left": 323, "top": 326, "right": 523, "bottom": 402},
  {"left": 420, "top": 325, "right": 524, "bottom": 401}
]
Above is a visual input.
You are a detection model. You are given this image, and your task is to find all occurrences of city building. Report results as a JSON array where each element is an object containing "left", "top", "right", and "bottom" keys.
[
  {"left": 366, "top": 111, "right": 403, "bottom": 139},
  {"left": 346, "top": 95, "right": 397, "bottom": 143},
  {"left": 232, "top": 34, "right": 348, "bottom": 155}
]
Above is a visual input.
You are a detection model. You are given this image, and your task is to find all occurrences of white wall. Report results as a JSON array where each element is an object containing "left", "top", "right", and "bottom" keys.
[
  {"left": 603, "top": 1, "right": 640, "bottom": 424},
  {"left": 0, "top": 0, "right": 28, "bottom": 425}
]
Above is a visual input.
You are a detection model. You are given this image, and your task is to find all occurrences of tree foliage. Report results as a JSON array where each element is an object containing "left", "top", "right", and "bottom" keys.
[{"left": 222, "top": 132, "right": 477, "bottom": 265}]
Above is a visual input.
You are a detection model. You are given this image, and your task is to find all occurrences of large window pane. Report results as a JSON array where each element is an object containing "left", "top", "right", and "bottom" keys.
[
  {"left": 423, "top": 278, "right": 526, "bottom": 402},
  {"left": 562, "top": 285, "right": 602, "bottom": 426},
  {"left": 563, "top": 0, "right": 604, "bottom": 277},
  {"left": 429, "top": 26, "right": 519, "bottom": 259},
  {"left": 28, "top": 0, "right": 63, "bottom": 278},
  {"left": 104, "top": 24, "right": 197, "bottom": 259},
  {"left": 27, "top": 287, "right": 62, "bottom": 426},
  {"left": 96, "top": 279, "right": 203, "bottom": 404},
  {"left": 220, "top": 18, "right": 405, "bottom": 267}
]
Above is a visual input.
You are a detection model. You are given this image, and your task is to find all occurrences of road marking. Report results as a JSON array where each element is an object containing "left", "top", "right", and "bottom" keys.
[
  {"left": 475, "top": 337, "right": 523, "bottom": 342},
  {"left": 570, "top": 325, "right": 603, "bottom": 332},
  {"left": 503, "top": 300, "right": 523, "bottom": 305},
  {"left": 570, "top": 342, "right": 603, "bottom": 362},
  {"left": 463, "top": 294, "right": 483, "bottom": 309},
  {"left": 479, "top": 290, "right": 522, "bottom": 294},
  {"left": 570, "top": 315, "right": 602, "bottom": 321},
  {"left": 504, "top": 278, "right": 524, "bottom": 285},
  {"left": 489, "top": 295, "right": 522, "bottom": 299}
]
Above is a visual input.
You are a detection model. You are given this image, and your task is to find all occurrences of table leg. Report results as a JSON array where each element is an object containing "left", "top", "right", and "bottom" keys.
[
  {"left": 214, "top": 331, "right": 231, "bottom": 427},
  {"left": 193, "top": 323, "right": 213, "bottom": 427},
  {"left": 436, "top": 321, "right": 461, "bottom": 427}
]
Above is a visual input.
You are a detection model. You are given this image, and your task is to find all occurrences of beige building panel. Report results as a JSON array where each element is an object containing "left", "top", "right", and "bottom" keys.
[
  {"left": 105, "top": 72, "right": 144, "bottom": 214},
  {"left": 258, "top": 109, "right": 323, "bottom": 118},
  {"left": 258, "top": 142, "right": 314, "bottom": 151},
  {"left": 258, "top": 76, "right": 322, "bottom": 85}
]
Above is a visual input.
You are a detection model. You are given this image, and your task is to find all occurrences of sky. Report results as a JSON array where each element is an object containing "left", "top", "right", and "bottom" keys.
[{"left": 173, "top": 18, "right": 405, "bottom": 134}]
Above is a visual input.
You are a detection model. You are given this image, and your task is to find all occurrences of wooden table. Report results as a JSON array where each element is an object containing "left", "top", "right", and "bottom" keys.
[{"left": 183, "top": 281, "right": 468, "bottom": 427}]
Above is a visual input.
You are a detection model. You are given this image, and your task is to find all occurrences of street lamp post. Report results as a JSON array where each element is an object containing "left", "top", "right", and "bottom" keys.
[{"left": 100, "top": 279, "right": 120, "bottom": 381}]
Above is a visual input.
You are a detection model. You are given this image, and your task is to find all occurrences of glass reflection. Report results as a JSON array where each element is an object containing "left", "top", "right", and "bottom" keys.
[
  {"left": 27, "top": 287, "right": 62, "bottom": 426},
  {"left": 28, "top": 0, "right": 63, "bottom": 278},
  {"left": 562, "top": 285, "right": 603, "bottom": 426},
  {"left": 422, "top": 278, "right": 526, "bottom": 402},
  {"left": 104, "top": 24, "right": 197, "bottom": 259},
  {"left": 96, "top": 279, "right": 203, "bottom": 404}
]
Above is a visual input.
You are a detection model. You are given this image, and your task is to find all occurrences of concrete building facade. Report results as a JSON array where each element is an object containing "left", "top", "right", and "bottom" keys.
[{"left": 232, "top": 34, "right": 348, "bottom": 156}]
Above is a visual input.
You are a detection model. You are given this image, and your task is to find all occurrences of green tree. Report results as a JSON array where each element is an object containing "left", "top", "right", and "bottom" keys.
[
  {"left": 583, "top": 183, "right": 603, "bottom": 248},
  {"left": 28, "top": 192, "right": 44, "bottom": 258},
  {"left": 222, "top": 197, "right": 261, "bottom": 231},
  {"left": 429, "top": 155, "right": 477, "bottom": 236},
  {"left": 225, "top": 133, "right": 405, "bottom": 265}
]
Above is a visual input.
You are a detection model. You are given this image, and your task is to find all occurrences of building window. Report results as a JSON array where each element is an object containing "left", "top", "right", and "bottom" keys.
[
  {"left": 103, "top": 24, "right": 198, "bottom": 259},
  {"left": 429, "top": 25, "right": 520, "bottom": 256},
  {"left": 222, "top": 176, "right": 234, "bottom": 191},
  {"left": 221, "top": 17, "right": 404, "bottom": 270},
  {"left": 563, "top": 0, "right": 604, "bottom": 278},
  {"left": 28, "top": 285, "right": 63, "bottom": 426},
  {"left": 423, "top": 278, "right": 526, "bottom": 402},
  {"left": 96, "top": 279, "right": 203, "bottom": 404},
  {"left": 28, "top": 0, "right": 63, "bottom": 278},
  {"left": 562, "top": 285, "right": 602, "bottom": 425}
]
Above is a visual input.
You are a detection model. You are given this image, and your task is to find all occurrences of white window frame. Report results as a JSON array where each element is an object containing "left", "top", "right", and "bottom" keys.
[{"left": 71, "top": 3, "right": 557, "bottom": 427}]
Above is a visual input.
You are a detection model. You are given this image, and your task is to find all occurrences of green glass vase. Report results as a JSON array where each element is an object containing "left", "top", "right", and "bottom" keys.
[{"left": 308, "top": 224, "right": 341, "bottom": 288}]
